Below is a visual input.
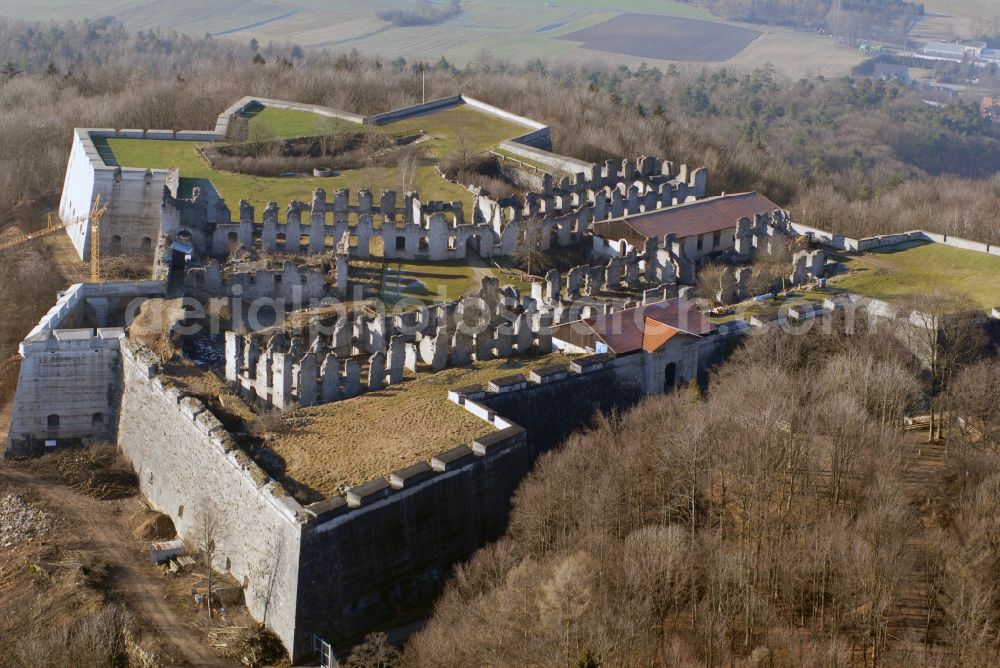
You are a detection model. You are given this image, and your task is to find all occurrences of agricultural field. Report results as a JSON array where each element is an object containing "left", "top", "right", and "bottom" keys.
[
  {"left": 831, "top": 242, "right": 1000, "bottom": 311},
  {"left": 0, "top": 0, "right": 862, "bottom": 77},
  {"left": 103, "top": 102, "right": 530, "bottom": 222},
  {"left": 558, "top": 14, "right": 762, "bottom": 62},
  {"left": 266, "top": 353, "right": 573, "bottom": 501},
  {"left": 919, "top": 0, "right": 1000, "bottom": 22}
]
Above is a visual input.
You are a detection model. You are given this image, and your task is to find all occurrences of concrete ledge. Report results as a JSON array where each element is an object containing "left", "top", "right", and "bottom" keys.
[
  {"left": 389, "top": 461, "right": 435, "bottom": 489},
  {"left": 346, "top": 478, "right": 392, "bottom": 508},
  {"left": 570, "top": 353, "right": 612, "bottom": 374},
  {"left": 448, "top": 383, "right": 486, "bottom": 402},
  {"left": 431, "top": 445, "right": 476, "bottom": 472},
  {"left": 472, "top": 425, "right": 526, "bottom": 456},
  {"left": 305, "top": 496, "right": 349, "bottom": 523},
  {"left": 529, "top": 364, "right": 570, "bottom": 384},
  {"left": 487, "top": 373, "right": 527, "bottom": 393}
]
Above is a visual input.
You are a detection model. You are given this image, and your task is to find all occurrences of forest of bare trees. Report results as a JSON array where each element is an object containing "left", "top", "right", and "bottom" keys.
[{"left": 405, "top": 314, "right": 1000, "bottom": 666}]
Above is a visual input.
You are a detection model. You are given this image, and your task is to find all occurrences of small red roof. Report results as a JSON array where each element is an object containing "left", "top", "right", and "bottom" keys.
[
  {"left": 584, "top": 299, "right": 713, "bottom": 355},
  {"left": 641, "top": 317, "right": 680, "bottom": 352},
  {"left": 619, "top": 192, "right": 780, "bottom": 242}
]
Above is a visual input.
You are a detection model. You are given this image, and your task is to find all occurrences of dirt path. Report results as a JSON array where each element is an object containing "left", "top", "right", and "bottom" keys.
[
  {"left": 889, "top": 436, "right": 949, "bottom": 647},
  {"left": 0, "top": 465, "right": 230, "bottom": 666}
]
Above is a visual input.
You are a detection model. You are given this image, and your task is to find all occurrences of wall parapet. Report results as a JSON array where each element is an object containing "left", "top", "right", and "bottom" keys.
[{"left": 790, "top": 223, "right": 999, "bottom": 257}]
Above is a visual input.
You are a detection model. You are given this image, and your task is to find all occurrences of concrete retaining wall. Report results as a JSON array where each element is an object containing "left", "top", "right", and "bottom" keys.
[
  {"left": 497, "top": 140, "right": 592, "bottom": 174},
  {"left": 366, "top": 95, "right": 464, "bottom": 125},
  {"left": 791, "top": 224, "right": 999, "bottom": 258}
]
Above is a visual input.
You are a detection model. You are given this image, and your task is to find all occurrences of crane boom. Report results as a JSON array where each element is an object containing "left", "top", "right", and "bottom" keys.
[{"left": 0, "top": 195, "right": 109, "bottom": 264}]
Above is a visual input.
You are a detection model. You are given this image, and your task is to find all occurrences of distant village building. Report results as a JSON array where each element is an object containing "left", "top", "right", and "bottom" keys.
[
  {"left": 873, "top": 63, "right": 910, "bottom": 83},
  {"left": 922, "top": 40, "right": 985, "bottom": 61}
]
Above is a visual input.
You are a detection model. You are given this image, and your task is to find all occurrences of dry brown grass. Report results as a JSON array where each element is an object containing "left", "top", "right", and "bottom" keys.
[
  {"left": 128, "top": 299, "right": 187, "bottom": 362},
  {"left": 265, "top": 354, "right": 573, "bottom": 500}
]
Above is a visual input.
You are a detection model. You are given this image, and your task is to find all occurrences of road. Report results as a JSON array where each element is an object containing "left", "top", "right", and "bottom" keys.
[{"left": 0, "top": 465, "right": 229, "bottom": 667}]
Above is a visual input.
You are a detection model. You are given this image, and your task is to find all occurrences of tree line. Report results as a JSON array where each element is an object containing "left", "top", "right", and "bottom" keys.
[{"left": 404, "top": 311, "right": 1000, "bottom": 666}]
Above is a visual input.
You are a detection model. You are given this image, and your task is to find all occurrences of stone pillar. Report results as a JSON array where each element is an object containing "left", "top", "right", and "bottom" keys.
[
  {"left": 495, "top": 328, "right": 513, "bottom": 357},
  {"left": 790, "top": 250, "right": 810, "bottom": 286},
  {"left": 387, "top": 335, "right": 406, "bottom": 385},
  {"left": 536, "top": 312, "right": 553, "bottom": 353},
  {"left": 296, "top": 353, "right": 318, "bottom": 407},
  {"left": 262, "top": 201, "right": 279, "bottom": 252},
  {"left": 544, "top": 269, "right": 561, "bottom": 305},
  {"left": 254, "top": 350, "right": 271, "bottom": 402},
  {"left": 367, "top": 350, "right": 386, "bottom": 391},
  {"left": 320, "top": 353, "right": 340, "bottom": 403},
  {"left": 735, "top": 217, "right": 754, "bottom": 260},
  {"left": 475, "top": 328, "right": 494, "bottom": 362},
  {"left": 271, "top": 352, "right": 294, "bottom": 410},
  {"left": 419, "top": 324, "right": 450, "bottom": 372},
  {"left": 515, "top": 313, "right": 533, "bottom": 354},
  {"left": 225, "top": 331, "right": 242, "bottom": 383},
  {"left": 285, "top": 202, "right": 303, "bottom": 253},
  {"left": 343, "top": 360, "right": 361, "bottom": 399},
  {"left": 333, "top": 318, "right": 352, "bottom": 356},
  {"left": 404, "top": 342, "right": 419, "bottom": 372},
  {"left": 335, "top": 253, "right": 349, "bottom": 298},
  {"left": 354, "top": 316, "right": 372, "bottom": 355},
  {"left": 451, "top": 332, "right": 472, "bottom": 367}
]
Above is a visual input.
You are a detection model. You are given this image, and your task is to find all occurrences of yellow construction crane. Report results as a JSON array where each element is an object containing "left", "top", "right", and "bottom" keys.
[
  {"left": 0, "top": 195, "right": 109, "bottom": 281},
  {"left": 88, "top": 194, "right": 109, "bottom": 282}
]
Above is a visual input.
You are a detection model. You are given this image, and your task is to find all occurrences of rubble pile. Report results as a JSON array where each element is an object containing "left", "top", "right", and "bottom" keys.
[{"left": 1, "top": 494, "right": 52, "bottom": 548}]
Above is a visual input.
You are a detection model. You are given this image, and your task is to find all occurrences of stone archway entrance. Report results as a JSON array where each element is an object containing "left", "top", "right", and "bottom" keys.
[{"left": 664, "top": 362, "right": 677, "bottom": 392}]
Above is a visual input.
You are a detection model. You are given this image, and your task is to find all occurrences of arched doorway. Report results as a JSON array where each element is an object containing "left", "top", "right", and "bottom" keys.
[{"left": 664, "top": 362, "right": 677, "bottom": 392}]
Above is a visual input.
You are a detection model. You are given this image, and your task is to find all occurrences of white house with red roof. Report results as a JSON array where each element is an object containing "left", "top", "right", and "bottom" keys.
[{"left": 550, "top": 298, "right": 717, "bottom": 393}]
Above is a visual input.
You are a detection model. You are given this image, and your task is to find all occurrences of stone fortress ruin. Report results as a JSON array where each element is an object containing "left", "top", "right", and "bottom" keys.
[{"left": 7, "top": 94, "right": 829, "bottom": 660}]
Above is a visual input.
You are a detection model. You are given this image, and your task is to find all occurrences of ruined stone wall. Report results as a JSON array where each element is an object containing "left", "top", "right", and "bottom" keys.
[{"left": 116, "top": 341, "right": 307, "bottom": 656}]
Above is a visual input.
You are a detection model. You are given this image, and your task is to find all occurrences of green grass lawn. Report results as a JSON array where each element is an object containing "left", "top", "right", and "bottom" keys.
[
  {"left": 382, "top": 105, "right": 534, "bottom": 158},
  {"left": 247, "top": 105, "right": 359, "bottom": 139},
  {"left": 380, "top": 257, "right": 537, "bottom": 305},
  {"left": 104, "top": 102, "right": 533, "bottom": 221},
  {"left": 382, "top": 260, "right": 482, "bottom": 304},
  {"left": 833, "top": 242, "right": 1000, "bottom": 311}
]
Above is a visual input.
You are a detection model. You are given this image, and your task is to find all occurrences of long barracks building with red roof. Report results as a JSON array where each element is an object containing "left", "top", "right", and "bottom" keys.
[{"left": 591, "top": 191, "right": 781, "bottom": 262}]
